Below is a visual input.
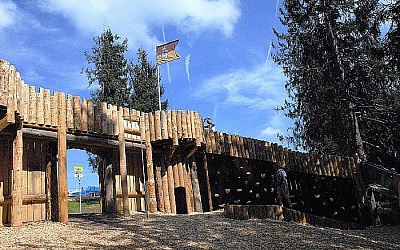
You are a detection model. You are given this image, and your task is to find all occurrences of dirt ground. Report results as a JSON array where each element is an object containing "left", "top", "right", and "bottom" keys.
[{"left": 0, "top": 211, "right": 399, "bottom": 249}]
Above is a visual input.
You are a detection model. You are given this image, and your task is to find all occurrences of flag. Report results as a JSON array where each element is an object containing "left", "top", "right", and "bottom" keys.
[{"left": 156, "top": 39, "right": 180, "bottom": 65}]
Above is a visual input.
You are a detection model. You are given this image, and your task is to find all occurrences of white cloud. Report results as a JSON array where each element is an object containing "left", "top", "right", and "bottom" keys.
[
  {"left": 196, "top": 64, "right": 287, "bottom": 111},
  {"left": 0, "top": 1, "right": 17, "bottom": 29},
  {"left": 39, "top": 0, "right": 240, "bottom": 50},
  {"left": 261, "top": 126, "right": 280, "bottom": 136}
]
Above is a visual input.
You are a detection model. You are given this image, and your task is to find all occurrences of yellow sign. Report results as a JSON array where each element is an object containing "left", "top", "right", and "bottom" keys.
[{"left": 74, "top": 166, "right": 83, "bottom": 173}]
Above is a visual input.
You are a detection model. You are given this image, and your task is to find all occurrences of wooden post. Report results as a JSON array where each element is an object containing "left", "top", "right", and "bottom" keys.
[
  {"left": 11, "top": 128, "right": 23, "bottom": 226},
  {"left": 57, "top": 92, "right": 68, "bottom": 224},
  {"left": 45, "top": 160, "right": 52, "bottom": 220},
  {"left": 161, "top": 157, "right": 171, "bottom": 213},
  {"left": 145, "top": 114, "right": 157, "bottom": 212},
  {"left": 202, "top": 150, "right": 213, "bottom": 212},
  {"left": 167, "top": 161, "right": 176, "bottom": 213},
  {"left": 155, "top": 165, "right": 165, "bottom": 213},
  {"left": 190, "top": 159, "right": 203, "bottom": 213},
  {"left": 118, "top": 108, "right": 130, "bottom": 216}
]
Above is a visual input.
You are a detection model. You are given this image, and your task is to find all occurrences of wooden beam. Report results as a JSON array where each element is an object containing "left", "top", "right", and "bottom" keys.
[
  {"left": 57, "top": 92, "right": 68, "bottom": 224},
  {"left": 145, "top": 114, "right": 157, "bottom": 213},
  {"left": 20, "top": 127, "right": 143, "bottom": 150},
  {"left": 184, "top": 146, "right": 198, "bottom": 162},
  {"left": 11, "top": 128, "right": 23, "bottom": 226},
  {"left": 0, "top": 116, "right": 10, "bottom": 132},
  {"left": 118, "top": 108, "right": 130, "bottom": 216}
]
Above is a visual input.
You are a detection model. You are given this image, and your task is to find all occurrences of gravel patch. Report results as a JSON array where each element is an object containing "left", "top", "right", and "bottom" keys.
[{"left": 0, "top": 211, "right": 399, "bottom": 249}]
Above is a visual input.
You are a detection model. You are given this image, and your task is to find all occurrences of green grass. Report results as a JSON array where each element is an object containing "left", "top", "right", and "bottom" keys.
[{"left": 68, "top": 199, "right": 101, "bottom": 214}]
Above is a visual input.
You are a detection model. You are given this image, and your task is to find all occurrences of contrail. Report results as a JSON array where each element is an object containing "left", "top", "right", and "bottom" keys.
[
  {"left": 185, "top": 54, "right": 192, "bottom": 91},
  {"left": 265, "top": 40, "right": 272, "bottom": 73},
  {"left": 161, "top": 24, "right": 172, "bottom": 83}
]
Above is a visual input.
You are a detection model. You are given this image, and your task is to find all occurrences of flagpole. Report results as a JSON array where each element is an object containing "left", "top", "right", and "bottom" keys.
[{"left": 157, "top": 64, "right": 161, "bottom": 111}]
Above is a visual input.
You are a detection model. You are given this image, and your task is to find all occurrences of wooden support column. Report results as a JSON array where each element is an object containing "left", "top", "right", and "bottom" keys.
[
  {"left": 203, "top": 150, "right": 213, "bottom": 212},
  {"left": 190, "top": 159, "right": 203, "bottom": 213},
  {"left": 118, "top": 108, "right": 130, "bottom": 216},
  {"left": 57, "top": 92, "right": 68, "bottom": 224},
  {"left": 167, "top": 160, "right": 176, "bottom": 214},
  {"left": 104, "top": 153, "right": 115, "bottom": 214},
  {"left": 11, "top": 127, "right": 23, "bottom": 227},
  {"left": 144, "top": 114, "right": 157, "bottom": 213}
]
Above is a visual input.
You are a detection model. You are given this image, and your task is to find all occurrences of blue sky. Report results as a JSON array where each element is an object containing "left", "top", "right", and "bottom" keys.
[{"left": 0, "top": 0, "right": 293, "bottom": 188}]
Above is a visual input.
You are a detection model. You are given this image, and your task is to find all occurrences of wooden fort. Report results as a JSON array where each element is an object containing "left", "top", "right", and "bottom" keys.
[{"left": 0, "top": 59, "right": 366, "bottom": 227}]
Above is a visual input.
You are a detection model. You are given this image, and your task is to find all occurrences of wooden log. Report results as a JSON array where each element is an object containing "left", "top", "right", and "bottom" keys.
[
  {"left": 177, "top": 110, "right": 183, "bottom": 139},
  {"left": 28, "top": 85, "right": 36, "bottom": 124},
  {"left": 6, "top": 66, "right": 16, "bottom": 123},
  {"left": 145, "top": 114, "right": 157, "bottom": 213},
  {"left": 172, "top": 157, "right": 180, "bottom": 188},
  {"left": 181, "top": 111, "right": 188, "bottom": 138},
  {"left": 101, "top": 102, "right": 108, "bottom": 134},
  {"left": 0, "top": 116, "right": 10, "bottom": 132},
  {"left": 66, "top": 94, "right": 74, "bottom": 130},
  {"left": 87, "top": 99, "right": 94, "bottom": 132},
  {"left": 43, "top": 89, "right": 51, "bottom": 126},
  {"left": 81, "top": 98, "right": 88, "bottom": 132},
  {"left": 155, "top": 110, "right": 162, "bottom": 141},
  {"left": 171, "top": 111, "right": 178, "bottom": 146},
  {"left": 161, "top": 110, "right": 168, "bottom": 140},
  {"left": 187, "top": 111, "right": 192, "bottom": 138},
  {"left": 190, "top": 160, "right": 203, "bottom": 213},
  {"left": 45, "top": 159, "right": 51, "bottom": 221},
  {"left": 112, "top": 105, "right": 118, "bottom": 136},
  {"left": 11, "top": 128, "right": 23, "bottom": 226},
  {"left": 167, "top": 161, "right": 176, "bottom": 213},
  {"left": 149, "top": 112, "right": 155, "bottom": 141},
  {"left": 167, "top": 111, "right": 173, "bottom": 139},
  {"left": 155, "top": 165, "right": 165, "bottom": 213},
  {"left": 50, "top": 91, "right": 58, "bottom": 127},
  {"left": 202, "top": 150, "right": 213, "bottom": 212},
  {"left": 57, "top": 92, "right": 68, "bottom": 224},
  {"left": 73, "top": 96, "right": 81, "bottom": 131},
  {"left": 118, "top": 108, "right": 129, "bottom": 216},
  {"left": 107, "top": 104, "right": 113, "bottom": 135},
  {"left": 36, "top": 88, "right": 44, "bottom": 125},
  {"left": 184, "top": 163, "right": 194, "bottom": 213},
  {"left": 161, "top": 159, "right": 171, "bottom": 213}
]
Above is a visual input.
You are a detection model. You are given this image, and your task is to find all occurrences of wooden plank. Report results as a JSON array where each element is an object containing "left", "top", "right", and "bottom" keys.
[{"left": 57, "top": 92, "right": 68, "bottom": 224}]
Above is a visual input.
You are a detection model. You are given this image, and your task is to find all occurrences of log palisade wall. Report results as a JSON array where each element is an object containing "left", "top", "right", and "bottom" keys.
[{"left": 0, "top": 59, "right": 364, "bottom": 226}]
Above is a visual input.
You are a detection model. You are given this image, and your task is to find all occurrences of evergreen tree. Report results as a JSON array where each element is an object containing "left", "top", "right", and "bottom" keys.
[
  {"left": 129, "top": 48, "right": 168, "bottom": 112},
  {"left": 83, "top": 28, "right": 130, "bottom": 107},
  {"left": 273, "top": 0, "right": 390, "bottom": 161}
]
